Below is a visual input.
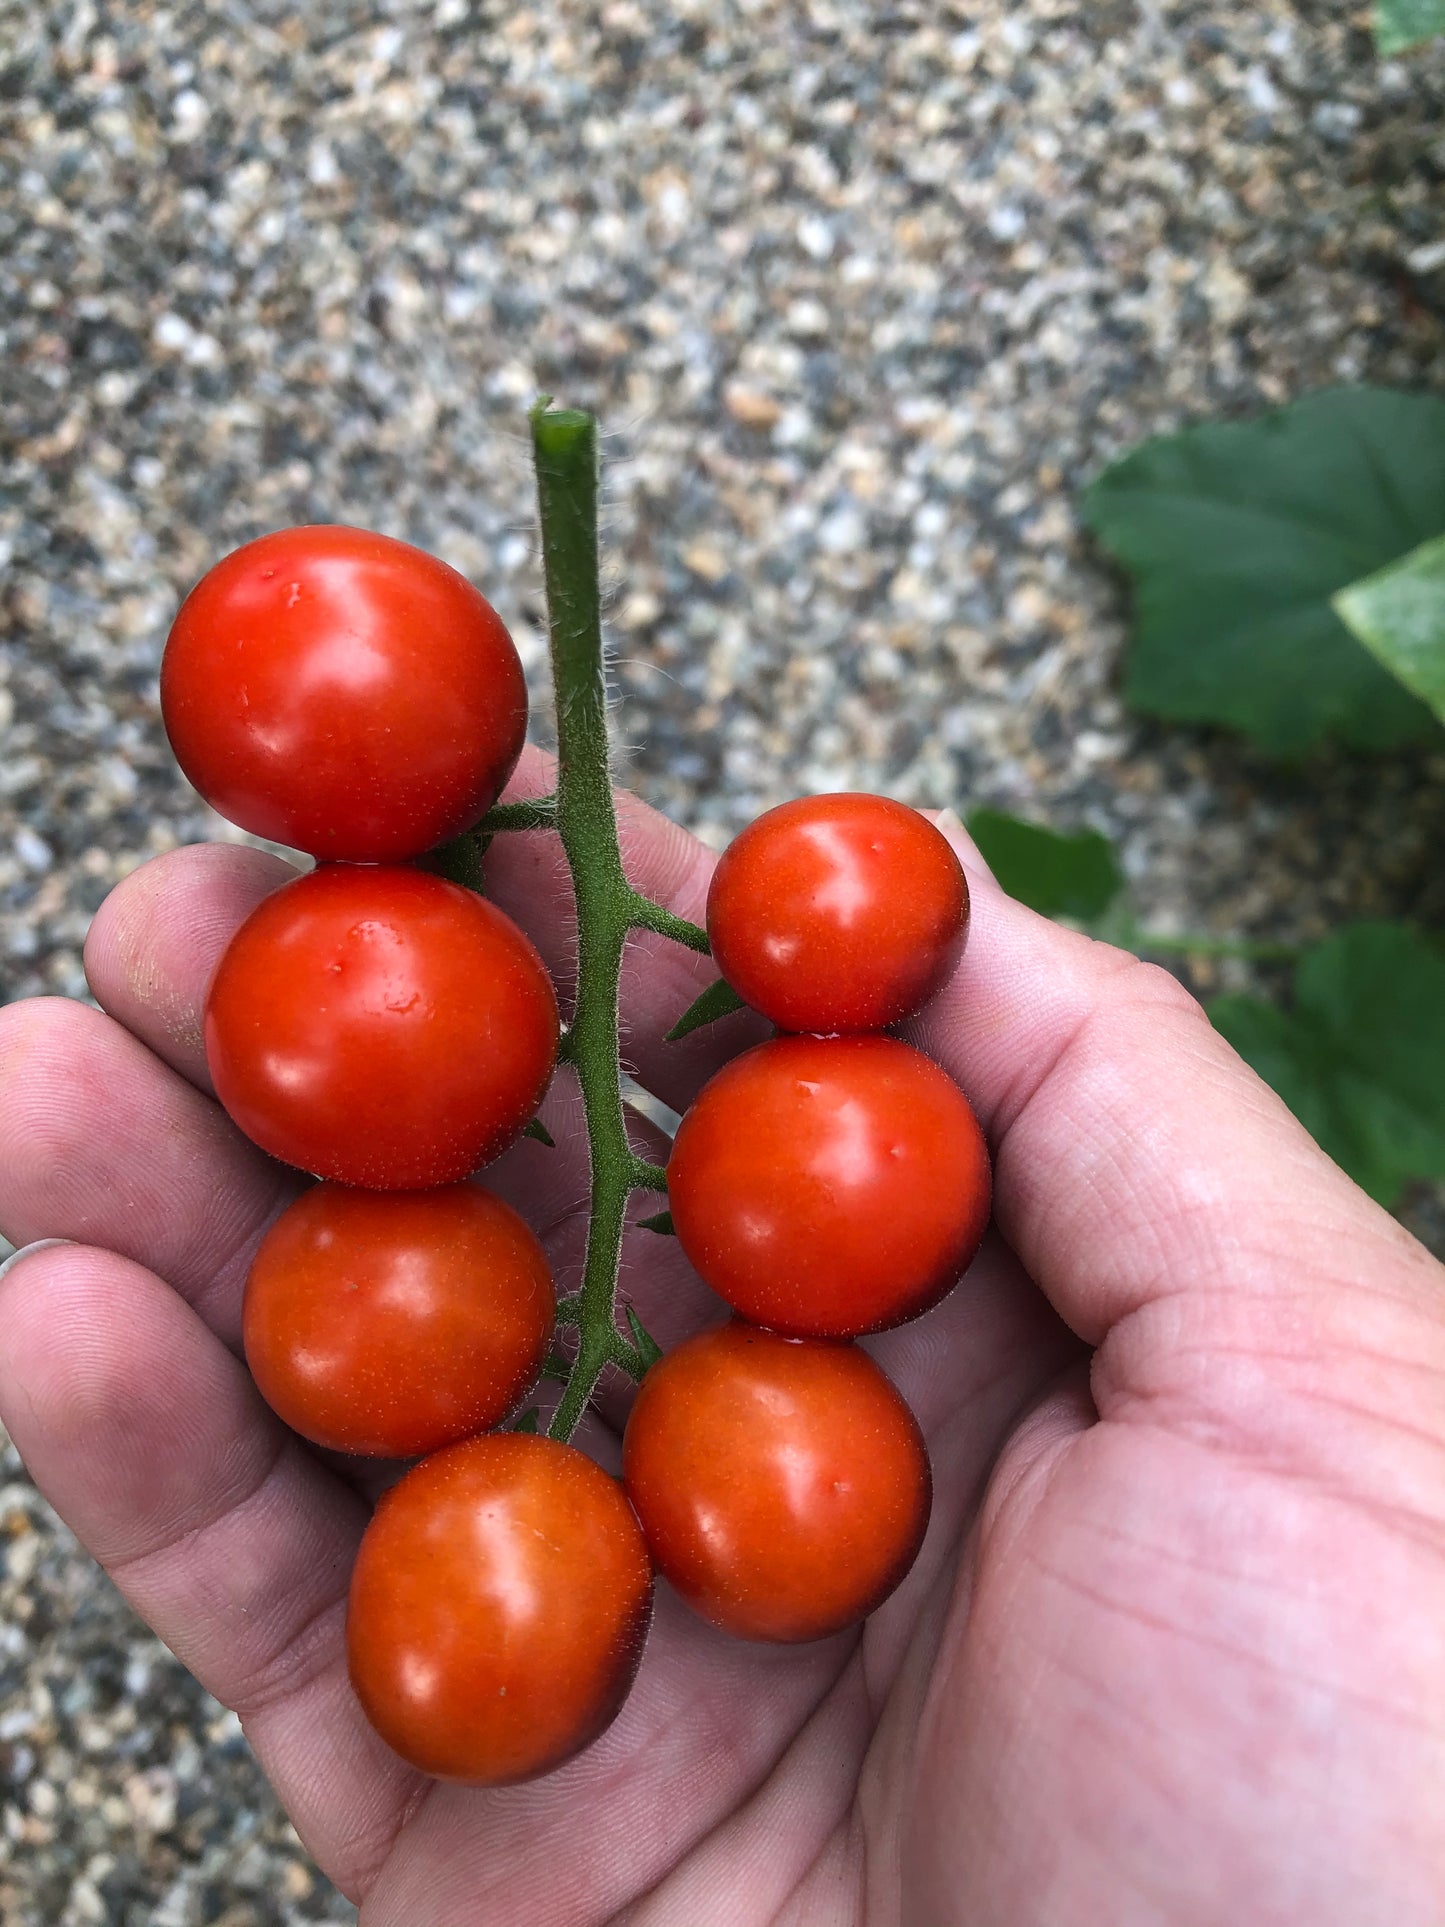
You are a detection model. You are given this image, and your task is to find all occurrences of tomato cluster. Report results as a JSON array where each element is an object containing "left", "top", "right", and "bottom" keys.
[
  {"left": 626, "top": 794, "right": 988, "bottom": 1639},
  {"left": 164, "top": 528, "right": 989, "bottom": 1788}
]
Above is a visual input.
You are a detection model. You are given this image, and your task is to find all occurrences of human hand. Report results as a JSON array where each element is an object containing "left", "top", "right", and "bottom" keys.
[{"left": 3, "top": 750, "right": 1443, "bottom": 1926}]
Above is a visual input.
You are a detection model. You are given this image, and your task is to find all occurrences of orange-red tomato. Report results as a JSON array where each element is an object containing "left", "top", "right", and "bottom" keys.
[
  {"left": 347, "top": 1434, "right": 653, "bottom": 1783},
  {"left": 161, "top": 526, "right": 527, "bottom": 863},
  {"left": 667, "top": 1034, "right": 990, "bottom": 1338},
  {"left": 623, "top": 1320, "right": 930, "bottom": 1643},
  {"left": 706, "top": 792, "right": 968, "bottom": 1034},
  {"left": 243, "top": 1183, "right": 555, "bottom": 1457},
  {"left": 205, "top": 865, "right": 558, "bottom": 1188}
]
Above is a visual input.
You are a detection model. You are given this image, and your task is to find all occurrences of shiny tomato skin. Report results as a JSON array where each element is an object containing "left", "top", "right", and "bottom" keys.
[
  {"left": 667, "top": 1034, "right": 990, "bottom": 1338},
  {"left": 205, "top": 865, "right": 558, "bottom": 1188},
  {"left": 623, "top": 1320, "right": 930, "bottom": 1643},
  {"left": 347, "top": 1434, "right": 653, "bottom": 1783},
  {"left": 161, "top": 526, "right": 527, "bottom": 862},
  {"left": 706, "top": 792, "right": 969, "bottom": 1034},
  {"left": 243, "top": 1183, "right": 555, "bottom": 1458}
]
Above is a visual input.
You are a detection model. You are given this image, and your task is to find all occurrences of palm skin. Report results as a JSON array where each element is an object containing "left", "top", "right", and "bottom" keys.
[{"left": 2, "top": 757, "right": 1443, "bottom": 1926}]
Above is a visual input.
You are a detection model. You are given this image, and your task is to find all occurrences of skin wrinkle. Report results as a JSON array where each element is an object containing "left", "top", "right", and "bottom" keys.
[
  {"left": 103, "top": 1416, "right": 292, "bottom": 1576},
  {"left": 1067, "top": 1484, "right": 1445, "bottom": 1625},
  {"left": 1028, "top": 1545, "right": 1444, "bottom": 1745},
  {"left": 620, "top": 1648, "right": 873, "bottom": 1927}
]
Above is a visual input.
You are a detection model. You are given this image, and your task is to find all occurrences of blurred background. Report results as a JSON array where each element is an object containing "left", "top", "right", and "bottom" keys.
[{"left": 2, "top": 2, "right": 1443, "bottom": 1920}]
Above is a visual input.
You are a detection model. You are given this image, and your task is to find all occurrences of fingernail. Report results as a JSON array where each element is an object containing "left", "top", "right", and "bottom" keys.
[
  {"left": 924, "top": 807, "right": 997, "bottom": 884},
  {"left": 0, "top": 1239, "right": 74, "bottom": 1285}
]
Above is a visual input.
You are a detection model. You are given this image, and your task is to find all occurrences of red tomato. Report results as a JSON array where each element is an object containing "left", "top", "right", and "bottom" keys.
[
  {"left": 243, "top": 1183, "right": 555, "bottom": 1457},
  {"left": 348, "top": 1434, "right": 653, "bottom": 1783},
  {"left": 161, "top": 526, "right": 527, "bottom": 862},
  {"left": 205, "top": 865, "right": 558, "bottom": 1188},
  {"left": 667, "top": 1034, "right": 990, "bottom": 1338},
  {"left": 623, "top": 1320, "right": 930, "bottom": 1643},
  {"left": 706, "top": 792, "right": 969, "bottom": 1034}
]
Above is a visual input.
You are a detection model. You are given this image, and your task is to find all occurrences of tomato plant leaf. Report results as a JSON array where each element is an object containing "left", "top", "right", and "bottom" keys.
[
  {"left": 965, "top": 809, "right": 1124, "bottom": 922},
  {"left": 1083, "top": 387, "right": 1445, "bottom": 754},
  {"left": 637, "top": 1209, "right": 675, "bottom": 1236},
  {"left": 1333, "top": 532, "right": 1445, "bottom": 725},
  {"left": 665, "top": 975, "right": 747, "bottom": 1041},
  {"left": 522, "top": 1116, "right": 556, "bottom": 1147},
  {"left": 1208, "top": 922, "right": 1445, "bottom": 1205},
  {"left": 1376, "top": 0, "right": 1445, "bottom": 53},
  {"left": 510, "top": 1408, "right": 540, "bottom": 1433}
]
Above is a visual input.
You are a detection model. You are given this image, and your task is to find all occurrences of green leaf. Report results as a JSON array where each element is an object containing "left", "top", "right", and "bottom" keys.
[
  {"left": 1082, "top": 387, "right": 1445, "bottom": 754},
  {"left": 1333, "top": 532, "right": 1445, "bottom": 725},
  {"left": 964, "top": 809, "right": 1124, "bottom": 922},
  {"left": 1208, "top": 922, "right": 1445, "bottom": 1205},
  {"left": 637, "top": 1209, "right": 675, "bottom": 1236},
  {"left": 624, "top": 1305, "right": 664, "bottom": 1371},
  {"left": 665, "top": 975, "right": 747, "bottom": 1042},
  {"left": 510, "top": 1407, "right": 540, "bottom": 1433},
  {"left": 521, "top": 1116, "right": 556, "bottom": 1147},
  {"left": 1376, "top": 0, "right": 1445, "bottom": 53}
]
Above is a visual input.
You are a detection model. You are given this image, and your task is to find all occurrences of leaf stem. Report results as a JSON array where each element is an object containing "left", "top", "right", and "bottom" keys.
[
  {"left": 628, "top": 893, "right": 711, "bottom": 953},
  {"left": 480, "top": 795, "right": 559, "bottom": 833},
  {"left": 1121, "top": 922, "right": 1301, "bottom": 965},
  {"left": 529, "top": 403, "right": 664, "bottom": 1437}
]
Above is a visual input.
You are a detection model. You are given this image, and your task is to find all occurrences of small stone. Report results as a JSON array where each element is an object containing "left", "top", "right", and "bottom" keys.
[
  {"left": 14, "top": 829, "right": 53, "bottom": 874},
  {"left": 681, "top": 542, "right": 729, "bottom": 584},
  {"left": 723, "top": 384, "right": 783, "bottom": 429}
]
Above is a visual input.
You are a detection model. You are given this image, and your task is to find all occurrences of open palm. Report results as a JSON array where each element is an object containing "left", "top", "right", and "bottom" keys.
[{"left": 3, "top": 754, "right": 1444, "bottom": 1926}]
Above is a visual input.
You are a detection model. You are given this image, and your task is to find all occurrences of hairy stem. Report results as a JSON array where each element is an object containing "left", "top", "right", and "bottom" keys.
[{"left": 529, "top": 403, "right": 665, "bottom": 1436}]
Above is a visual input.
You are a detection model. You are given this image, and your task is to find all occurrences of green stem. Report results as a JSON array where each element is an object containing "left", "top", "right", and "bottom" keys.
[
  {"left": 481, "top": 795, "right": 559, "bottom": 833},
  {"left": 1123, "top": 924, "right": 1300, "bottom": 965},
  {"left": 530, "top": 402, "right": 665, "bottom": 1440},
  {"left": 628, "top": 893, "right": 710, "bottom": 953}
]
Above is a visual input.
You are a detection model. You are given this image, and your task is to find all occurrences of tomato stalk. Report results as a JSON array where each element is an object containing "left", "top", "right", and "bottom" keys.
[{"left": 526, "top": 401, "right": 700, "bottom": 1440}]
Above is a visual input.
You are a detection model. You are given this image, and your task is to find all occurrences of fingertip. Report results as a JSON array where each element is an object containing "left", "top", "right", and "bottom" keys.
[
  {"left": 923, "top": 806, "right": 998, "bottom": 891},
  {"left": 85, "top": 842, "right": 299, "bottom": 1086},
  {"left": 0, "top": 1237, "right": 74, "bottom": 1286}
]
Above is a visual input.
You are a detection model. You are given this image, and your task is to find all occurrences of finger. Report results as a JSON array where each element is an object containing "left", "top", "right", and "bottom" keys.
[
  {"left": 487, "top": 747, "right": 768, "bottom": 1111},
  {"left": 0, "top": 1243, "right": 421, "bottom": 1897},
  {"left": 85, "top": 842, "right": 300, "bottom": 1091},
  {"left": 0, "top": 996, "right": 297, "bottom": 1344},
  {"left": 904, "top": 833, "right": 1445, "bottom": 1440}
]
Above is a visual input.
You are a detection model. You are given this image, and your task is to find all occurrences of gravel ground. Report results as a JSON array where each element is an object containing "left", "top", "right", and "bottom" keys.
[{"left": 3, "top": 2, "right": 1444, "bottom": 1920}]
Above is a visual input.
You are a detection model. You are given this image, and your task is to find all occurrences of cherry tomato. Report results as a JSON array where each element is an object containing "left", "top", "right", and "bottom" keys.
[
  {"left": 706, "top": 792, "right": 969, "bottom": 1034},
  {"left": 667, "top": 1034, "right": 990, "bottom": 1338},
  {"left": 623, "top": 1320, "right": 930, "bottom": 1643},
  {"left": 347, "top": 1434, "right": 653, "bottom": 1783},
  {"left": 161, "top": 525, "right": 527, "bottom": 862},
  {"left": 205, "top": 865, "right": 558, "bottom": 1188},
  {"left": 243, "top": 1183, "right": 555, "bottom": 1458}
]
